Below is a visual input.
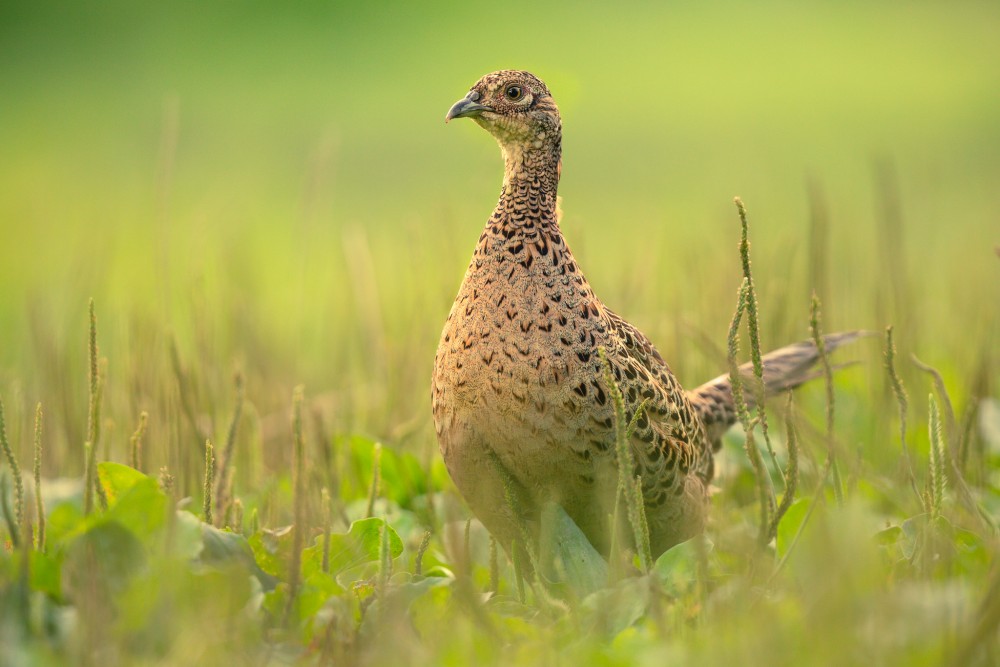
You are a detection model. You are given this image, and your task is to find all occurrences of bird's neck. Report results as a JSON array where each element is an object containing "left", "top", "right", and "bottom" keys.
[{"left": 496, "top": 137, "right": 562, "bottom": 227}]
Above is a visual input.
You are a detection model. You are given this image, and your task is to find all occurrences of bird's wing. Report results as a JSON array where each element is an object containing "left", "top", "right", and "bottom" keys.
[{"left": 600, "top": 309, "right": 714, "bottom": 488}]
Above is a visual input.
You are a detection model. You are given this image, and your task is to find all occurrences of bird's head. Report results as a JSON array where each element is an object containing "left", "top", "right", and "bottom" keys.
[{"left": 445, "top": 70, "right": 561, "bottom": 148}]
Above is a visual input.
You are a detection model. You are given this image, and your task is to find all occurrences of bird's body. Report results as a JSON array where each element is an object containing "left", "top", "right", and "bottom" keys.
[{"left": 433, "top": 70, "right": 853, "bottom": 559}]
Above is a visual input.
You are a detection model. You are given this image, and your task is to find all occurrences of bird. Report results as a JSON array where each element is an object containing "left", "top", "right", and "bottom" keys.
[{"left": 432, "top": 70, "right": 857, "bottom": 562}]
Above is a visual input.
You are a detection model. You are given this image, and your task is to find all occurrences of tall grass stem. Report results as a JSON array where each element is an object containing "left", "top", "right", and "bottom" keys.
[
  {"left": 285, "top": 385, "right": 307, "bottom": 626},
  {"left": 33, "top": 403, "right": 45, "bottom": 551},
  {"left": 810, "top": 293, "right": 842, "bottom": 505},
  {"left": 214, "top": 372, "right": 245, "bottom": 526},
  {"left": 927, "top": 394, "right": 946, "bottom": 519},
  {"left": 366, "top": 442, "right": 381, "bottom": 519},
  {"left": 0, "top": 398, "right": 23, "bottom": 530},
  {"left": 129, "top": 411, "right": 148, "bottom": 472},
  {"left": 726, "top": 280, "right": 773, "bottom": 545},
  {"left": 734, "top": 198, "right": 778, "bottom": 472},
  {"left": 599, "top": 347, "right": 652, "bottom": 572},
  {"left": 884, "top": 326, "right": 921, "bottom": 503},
  {"left": 767, "top": 393, "right": 800, "bottom": 540},
  {"left": 202, "top": 440, "right": 215, "bottom": 524}
]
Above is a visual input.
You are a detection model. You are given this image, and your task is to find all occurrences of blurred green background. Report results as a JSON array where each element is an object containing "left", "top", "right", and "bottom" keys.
[{"left": 0, "top": 1, "right": 997, "bottom": 473}]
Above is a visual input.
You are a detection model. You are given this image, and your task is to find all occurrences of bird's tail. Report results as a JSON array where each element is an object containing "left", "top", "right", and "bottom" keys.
[{"left": 690, "top": 331, "right": 868, "bottom": 446}]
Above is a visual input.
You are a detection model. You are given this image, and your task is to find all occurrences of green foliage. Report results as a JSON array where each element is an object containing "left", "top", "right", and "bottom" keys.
[
  {"left": 538, "top": 501, "right": 608, "bottom": 598},
  {"left": 652, "top": 537, "right": 706, "bottom": 598},
  {"left": 303, "top": 517, "right": 403, "bottom": 578},
  {"left": 1, "top": 261, "right": 997, "bottom": 667},
  {"left": 1, "top": 3, "right": 999, "bottom": 665}
]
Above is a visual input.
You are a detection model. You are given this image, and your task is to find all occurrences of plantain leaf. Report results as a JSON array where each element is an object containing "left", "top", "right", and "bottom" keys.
[
  {"left": 652, "top": 536, "right": 709, "bottom": 598},
  {"left": 538, "top": 501, "right": 608, "bottom": 598},
  {"left": 97, "top": 462, "right": 148, "bottom": 504},
  {"left": 303, "top": 517, "right": 403, "bottom": 577}
]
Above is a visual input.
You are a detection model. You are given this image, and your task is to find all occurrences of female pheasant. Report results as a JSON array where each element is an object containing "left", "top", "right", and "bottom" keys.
[{"left": 432, "top": 70, "right": 855, "bottom": 560}]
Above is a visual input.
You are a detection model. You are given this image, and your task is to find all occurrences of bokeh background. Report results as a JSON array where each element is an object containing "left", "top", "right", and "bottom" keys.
[{"left": 1, "top": 1, "right": 997, "bottom": 476}]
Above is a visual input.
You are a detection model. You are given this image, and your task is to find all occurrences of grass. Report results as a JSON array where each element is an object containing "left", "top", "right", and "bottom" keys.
[
  {"left": 1, "top": 198, "right": 997, "bottom": 664},
  {"left": 2, "top": 2, "right": 999, "bottom": 665}
]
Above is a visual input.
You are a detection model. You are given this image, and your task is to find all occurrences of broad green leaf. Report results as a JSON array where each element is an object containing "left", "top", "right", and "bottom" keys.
[
  {"left": 45, "top": 502, "right": 86, "bottom": 547},
  {"left": 900, "top": 513, "right": 929, "bottom": 560},
  {"left": 875, "top": 524, "right": 905, "bottom": 563},
  {"left": 338, "top": 436, "right": 431, "bottom": 505},
  {"left": 360, "top": 576, "right": 452, "bottom": 639},
  {"left": 297, "top": 569, "right": 346, "bottom": 621},
  {"left": 406, "top": 579, "right": 456, "bottom": 640},
  {"left": 580, "top": 574, "right": 650, "bottom": 637},
  {"left": 953, "top": 526, "right": 990, "bottom": 575},
  {"left": 104, "top": 477, "right": 167, "bottom": 541},
  {"left": 537, "top": 501, "right": 608, "bottom": 598},
  {"left": 30, "top": 550, "right": 62, "bottom": 599},
  {"left": 775, "top": 497, "right": 811, "bottom": 557},
  {"left": 875, "top": 524, "right": 904, "bottom": 546},
  {"left": 115, "top": 561, "right": 254, "bottom": 648},
  {"left": 201, "top": 521, "right": 277, "bottom": 588},
  {"left": 97, "top": 462, "right": 148, "bottom": 504},
  {"left": 202, "top": 522, "right": 255, "bottom": 564},
  {"left": 249, "top": 525, "right": 295, "bottom": 579},
  {"left": 300, "top": 587, "right": 353, "bottom": 646},
  {"left": 652, "top": 536, "right": 710, "bottom": 597},
  {"left": 301, "top": 517, "right": 403, "bottom": 578},
  {"left": 173, "top": 510, "right": 208, "bottom": 560},
  {"left": 62, "top": 521, "right": 145, "bottom": 601}
]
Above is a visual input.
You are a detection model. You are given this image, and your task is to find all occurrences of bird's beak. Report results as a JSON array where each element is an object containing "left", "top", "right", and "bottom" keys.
[{"left": 445, "top": 91, "right": 491, "bottom": 123}]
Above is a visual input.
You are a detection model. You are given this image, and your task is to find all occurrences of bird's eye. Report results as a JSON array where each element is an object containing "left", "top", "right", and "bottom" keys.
[{"left": 504, "top": 85, "right": 524, "bottom": 101}]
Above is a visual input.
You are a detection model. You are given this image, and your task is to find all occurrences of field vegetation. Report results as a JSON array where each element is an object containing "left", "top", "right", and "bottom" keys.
[{"left": 1, "top": 2, "right": 998, "bottom": 665}]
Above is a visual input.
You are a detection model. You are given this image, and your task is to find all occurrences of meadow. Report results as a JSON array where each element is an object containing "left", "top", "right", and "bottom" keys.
[{"left": 1, "top": 2, "right": 998, "bottom": 665}]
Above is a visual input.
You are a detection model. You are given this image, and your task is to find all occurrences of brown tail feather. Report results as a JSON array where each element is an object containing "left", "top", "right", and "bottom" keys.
[{"left": 690, "top": 331, "right": 871, "bottom": 446}]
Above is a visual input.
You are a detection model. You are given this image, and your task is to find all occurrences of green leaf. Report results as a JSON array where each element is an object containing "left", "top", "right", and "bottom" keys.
[
  {"left": 406, "top": 579, "right": 457, "bottom": 640},
  {"left": 173, "top": 510, "right": 208, "bottom": 560},
  {"left": 900, "top": 513, "right": 928, "bottom": 560},
  {"left": 115, "top": 561, "right": 255, "bottom": 651},
  {"left": 537, "top": 501, "right": 608, "bottom": 598},
  {"left": 249, "top": 525, "right": 295, "bottom": 579},
  {"left": 202, "top": 522, "right": 255, "bottom": 564},
  {"left": 875, "top": 524, "right": 904, "bottom": 546},
  {"left": 296, "top": 569, "right": 346, "bottom": 622},
  {"left": 202, "top": 522, "right": 278, "bottom": 589},
  {"left": 580, "top": 575, "right": 650, "bottom": 637},
  {"left": 45, "top": 502, "right": 86, "bottom": 547},
  {"left": 30, "top": 550, "right": 63, "bottom": 599},
  {"left": 339, "top": 437, "right": 430, "bottom": 505},
  {"left": 360, "top": 575, "right": 452, "bottom": 640},
  {"left": 62, "top": 521, "right": 145, "bottom": 601},
  {"left": 775, "top": 497, "right": 810, "bottom": 557},
  {"left": 97, "top": 462, "right": 148, "bottom": 504},
  {"left": 104, "top": 477, "right": 167, "bottom": 541},
  {"left": 875, "top": 524, "right": 906, "bottom": 563},
  {"left": 304, "top": 517, "right": 403, "bottom": 578},
  {"left": 652, "top": 536, "right": 709, "bottom": 598},
  {"left": 953, "top": 526, "right": 990, "bottom": 575}
]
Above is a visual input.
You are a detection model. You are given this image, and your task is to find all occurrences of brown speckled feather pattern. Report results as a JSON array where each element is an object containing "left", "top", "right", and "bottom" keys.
[{"left": 433, "top": 70, "right": 856, "bottom": 558}]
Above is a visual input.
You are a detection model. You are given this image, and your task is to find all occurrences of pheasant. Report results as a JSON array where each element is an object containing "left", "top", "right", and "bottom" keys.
[{"left": 432, "top": 70, "right": 856, "bottom": 560}]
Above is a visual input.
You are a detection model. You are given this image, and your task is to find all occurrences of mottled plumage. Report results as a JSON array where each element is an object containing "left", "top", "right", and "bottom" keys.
[{"left": 432, "top": 70, "right": 855, "bottom": 559}]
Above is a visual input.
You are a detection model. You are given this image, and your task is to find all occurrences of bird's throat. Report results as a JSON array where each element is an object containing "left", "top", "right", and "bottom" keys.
[
  {"left": 501, "top": 138, "right": 561, "bottom": 192},
  {"left": 497, "top": 139, "right": 561, "bottom": 226}
]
